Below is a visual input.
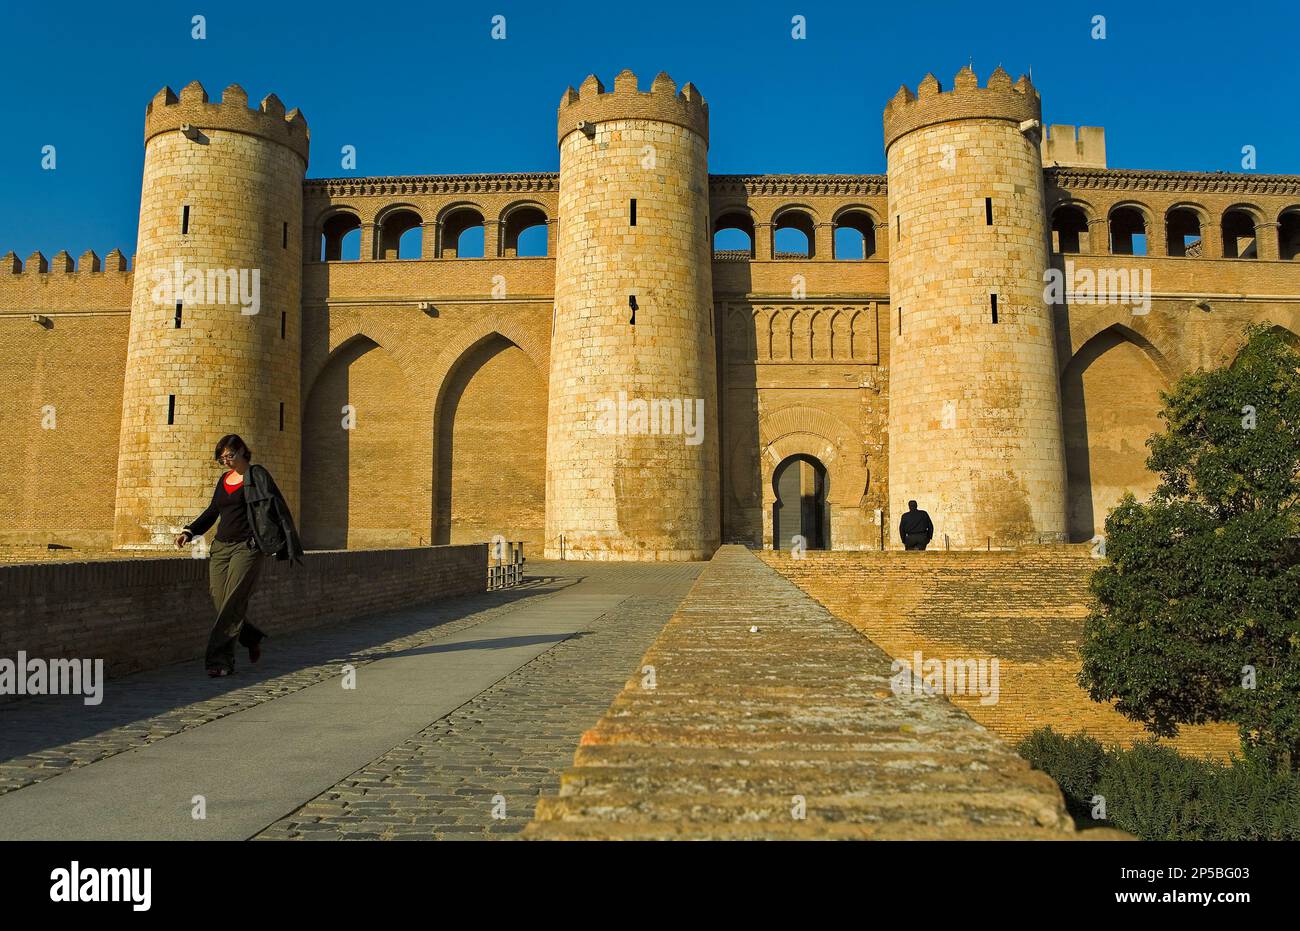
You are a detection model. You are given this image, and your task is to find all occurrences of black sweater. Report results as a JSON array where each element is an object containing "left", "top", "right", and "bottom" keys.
[{"left": 185, "top": 471, "right": 253, "bottom": 543}]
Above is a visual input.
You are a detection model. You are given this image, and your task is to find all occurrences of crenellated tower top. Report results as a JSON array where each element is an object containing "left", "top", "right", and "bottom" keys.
[
  {"left": 882, "top": 65, "right": 1040, "bottom": 152},
  {"left": 557, "top": 69, "right": 708, "bottom": 147},
  {"left": 143, "top": 80, "right": 310, "bottom": 164}
]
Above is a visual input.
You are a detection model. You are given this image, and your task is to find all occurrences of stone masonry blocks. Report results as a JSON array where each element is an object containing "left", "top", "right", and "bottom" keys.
[
  {"left": 545, "top": 99, "right": 720, "bottom": 560},
  {"left": 114, "top": 114, "right": 306, "bottom": 547},
  {"left": 886, "top": 112, "right": 1068, "bottom": 548}
]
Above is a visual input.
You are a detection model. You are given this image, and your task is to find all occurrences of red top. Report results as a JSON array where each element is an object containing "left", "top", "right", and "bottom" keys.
[{"left": 222, "top": 470, "right": 244, "bottom": 493}]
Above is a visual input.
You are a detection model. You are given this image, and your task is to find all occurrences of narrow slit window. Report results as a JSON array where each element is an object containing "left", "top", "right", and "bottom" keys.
[
  {"left": 283, "top": 222, "right": 289, "bottom": 249},
  {"left": 896, "top": 214, "right": 901, "bottom": 240},
  {"left": 181, "top": 206, "right": 190, "bottom": 235},
  {"left": 174, "top": 302, "right": 182, "bottom": 328},
  {"left": 630, "top": 199, "right": 637, "bottom": 227},
  {"left": 279, "top": 402, "right": 285, "bottom": 431},
  {"left": 628, "top": 294, "right": 637, "bottom": 326},
  {"left": 990, "top": 293, "right": 999, "bottom": 324},
  {"left": 898, "top": 306, "right": 902, "bottom": 336},
  {"left": 167, "top": 395, "right": 175, "bottom": 425},
  {"left": 985, "top": 198, "right": 993, "bottom": 226},
  {"left": 280, "top": 311, "right": 286, "bottom": 339}
]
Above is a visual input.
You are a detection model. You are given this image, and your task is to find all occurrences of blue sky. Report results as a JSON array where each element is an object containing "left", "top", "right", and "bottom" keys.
[{"left": 1, "top": 0, "right": 1295, "bottom": 260}]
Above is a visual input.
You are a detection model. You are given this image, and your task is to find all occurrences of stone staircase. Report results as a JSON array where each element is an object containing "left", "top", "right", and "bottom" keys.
[
  {"left": 760, "top": 547, "right": 1240, "bottom": 760},
  {"left": 524, "top": 546, "right": 1129, "bottom": 840}
]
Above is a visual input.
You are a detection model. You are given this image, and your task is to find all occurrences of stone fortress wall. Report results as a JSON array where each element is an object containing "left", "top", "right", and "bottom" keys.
[{"left": 1, "top": 67, "right": 1298, "bottom": 560}]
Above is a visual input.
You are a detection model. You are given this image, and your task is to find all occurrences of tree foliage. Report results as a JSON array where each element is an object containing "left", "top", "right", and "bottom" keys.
[{"left": 1079, "top": 325, "right": 1300, "bottom": 770}]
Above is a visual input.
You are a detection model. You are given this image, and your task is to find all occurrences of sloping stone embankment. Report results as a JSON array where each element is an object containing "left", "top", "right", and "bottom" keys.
[
  {"left": 763, "top": 548, "right": 1239, "bottom": 760},
  {"left": 525, "top": 546, "right": 1127, "bottom": 840}
]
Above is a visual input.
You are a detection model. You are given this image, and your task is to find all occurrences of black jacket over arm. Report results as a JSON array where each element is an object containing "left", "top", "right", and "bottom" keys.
[{"left": 244, "top": 465, "right": 305, "bottom": 566}]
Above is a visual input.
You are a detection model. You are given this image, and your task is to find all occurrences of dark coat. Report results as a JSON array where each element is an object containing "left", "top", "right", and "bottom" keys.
[
  {"left": 244, "top": 464, "right": 305, "bottom": 566},
  {"left": 898, "top": 509, "right": 934, "bottom": 543}
]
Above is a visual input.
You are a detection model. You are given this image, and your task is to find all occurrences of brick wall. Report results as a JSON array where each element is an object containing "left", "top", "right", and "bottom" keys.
[
  {"left": 435, "top": 336, "right": 546, "bottom": 549},
  {"left": 0, "top": 544, "right": 486, "bottom": 681},
  {"left": 0, "top": 312, "right": 128, "bottom": 549}
]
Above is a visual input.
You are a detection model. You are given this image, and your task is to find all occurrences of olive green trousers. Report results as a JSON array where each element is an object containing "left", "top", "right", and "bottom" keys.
[{"left": 204, "top": 537, "right": 267, "bottom": 672}]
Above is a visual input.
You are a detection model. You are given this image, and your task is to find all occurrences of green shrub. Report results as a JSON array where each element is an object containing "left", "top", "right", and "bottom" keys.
[
  {"left": 1095, "top": 740, "right": 1203, "bottom": 839},
  {"left": 1016, "top": 727, "right": 1105, "bottom": 821},
  {"left": 1017, "top": 726, "right": 1300, "bottom": 840}
]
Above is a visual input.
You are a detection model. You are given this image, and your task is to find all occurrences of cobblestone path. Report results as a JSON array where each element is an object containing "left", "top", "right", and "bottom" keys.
[{"left": 0, "top": 561, "right": 701, "bottom": 839}]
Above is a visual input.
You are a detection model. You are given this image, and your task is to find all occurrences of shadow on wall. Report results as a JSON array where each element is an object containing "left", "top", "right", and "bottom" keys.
[
  {"left": 301, "top": 336, "right": 359, "bottom": 549},
  {"left": 1061, "top": 325, "right": 1166, "bottom": 543},
  {"left": 717, "top": 262, "right": 760, "bottom": 546}
]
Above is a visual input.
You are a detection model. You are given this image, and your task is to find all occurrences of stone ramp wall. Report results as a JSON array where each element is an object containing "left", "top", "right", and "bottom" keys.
[
  {"left": 0, "top": 544, "right": 486, "bottom": 682},
  {"left": 525, "top": 545, "right": 1125, "bottom": 840},
  {"left": 761, "top": 549, "right": 1240, "bottom": 761}
]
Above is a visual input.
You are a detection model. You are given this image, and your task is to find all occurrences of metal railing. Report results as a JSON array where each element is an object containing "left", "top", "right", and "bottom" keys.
[{"left": 488, "top": 541, "right": 526, "bottom": 590}]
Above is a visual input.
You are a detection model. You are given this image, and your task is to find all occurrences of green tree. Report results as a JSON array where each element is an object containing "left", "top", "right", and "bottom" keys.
[{"left": 1079, "top": 325, "right": 1300, "bottom": 770}]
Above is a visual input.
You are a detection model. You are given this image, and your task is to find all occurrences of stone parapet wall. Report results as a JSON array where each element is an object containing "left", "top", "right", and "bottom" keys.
[{"left": 0, "top": 544, "right": 486, "bottom": 683}]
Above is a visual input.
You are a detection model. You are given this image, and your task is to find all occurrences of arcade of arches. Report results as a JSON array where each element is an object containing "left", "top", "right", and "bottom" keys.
[{"left": 297, "top": 319, "right": 1295, "bottom": 554}]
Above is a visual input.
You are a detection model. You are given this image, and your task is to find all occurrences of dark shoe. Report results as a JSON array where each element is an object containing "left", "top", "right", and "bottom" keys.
[{"left": 207, "top": 667, "right": 230, "bottom": 678}]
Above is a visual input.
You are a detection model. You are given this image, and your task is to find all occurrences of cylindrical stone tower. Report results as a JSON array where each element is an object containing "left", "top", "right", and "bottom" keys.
[
  {"left": 113, "top": 81, "right": 308, "bottom": 547},
  {"left": 884, "top": 66, "right": 1067, "bottom": 548},
  {"left": 545, "top": 70, "right": 720, "bottom": 560}
]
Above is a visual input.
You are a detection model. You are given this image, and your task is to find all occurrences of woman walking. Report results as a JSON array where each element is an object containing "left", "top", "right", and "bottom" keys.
[{"left": 174, "top": 434, "right": 304, "bottom": 677}]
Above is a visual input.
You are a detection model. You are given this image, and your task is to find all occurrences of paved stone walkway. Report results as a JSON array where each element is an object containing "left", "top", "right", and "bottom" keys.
[
  {"left": 0, "top": 560, "right": 701, "bottom": 840},
  {"left": 256, "top": 565, "right": 699, "bottom": 840},
  {"left": 0, "top": 581, "right": 555, "bottom": 796}
]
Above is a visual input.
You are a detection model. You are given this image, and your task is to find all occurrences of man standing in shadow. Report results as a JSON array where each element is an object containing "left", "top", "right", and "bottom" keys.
[{"left": 899, "top": 500, "right": 934, "bottom": 551}]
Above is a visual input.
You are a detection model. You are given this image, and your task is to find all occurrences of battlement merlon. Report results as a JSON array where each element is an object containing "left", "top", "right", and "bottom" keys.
[
  {"left": 3, "top": 249, "right": 129, "bottom": 274},
  {"left": 1042, "top": 124, "right": 1107, "bottom": 169},
  {"left": 557, "top": 69, "right": 709, "bottom": 148},
  {"left": 143, "top": 81, "right": 310, "bottom": 166},
  {"left": 882, "top": 65, "right": 1041, "bottom": 152}
]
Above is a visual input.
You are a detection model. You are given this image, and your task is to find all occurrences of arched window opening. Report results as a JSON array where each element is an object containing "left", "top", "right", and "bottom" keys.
[
  {"left": 713, "top": 211, "right": 754, "bottom": 259},
  {"left": 321, "top": 213, "right": 361, "bottom": 261},
  {"left": 377, "top": 208, "right": 423, "bottom": 260},
  {"left": 1221, "top": 209, "right": 1258, "bottom": 259},
  {"left": 1051, "top": 205, "right": 1088, "bottom": 254},
  {"left": 833, "top": 210, "right": 876, "bottom": 260},
  {"left": 440, "top": 208, "right": 485, "bottom": 258},
  {"left": 1165, "top": 208, "right": 1202, "bottom": 257},
  {"left": 1280, "top": 209, "right": 1300, "bottom": 261},
  {"left": 1109, "top": 207, "right": 1147, "bottom": 256},
  {"left": 773, "top": 210, "right": 815, "bottom": 259},
  {"left": 503, "top": 206, "right": 548, "bottom": 257}
]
